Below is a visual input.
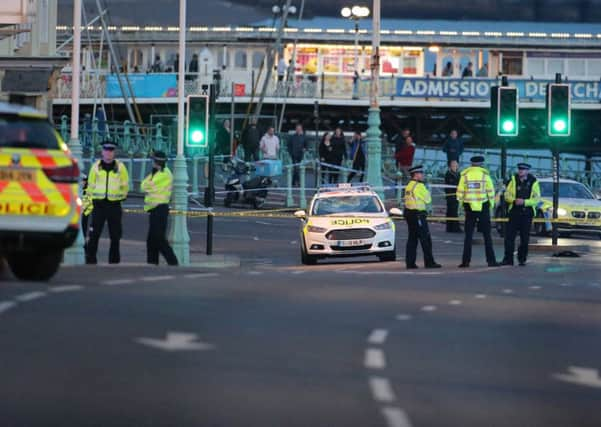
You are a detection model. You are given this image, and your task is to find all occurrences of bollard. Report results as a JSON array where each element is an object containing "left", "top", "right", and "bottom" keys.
[
  {"left": 192, "top": 157, "right": 199, "bottom": 197},
  {"left": 286, "top": 166, "right": 294, "bottom": 207},
  {"left": 300, "top": 162, "right": 307, "bottom": 209},
  {"left": 206, "top": 210, "right": 214, "bottom": 255}
]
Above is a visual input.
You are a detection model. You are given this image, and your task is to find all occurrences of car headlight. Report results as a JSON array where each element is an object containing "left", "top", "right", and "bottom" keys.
[
  {"left": 374, "top": 221, "right": 392, "bottom": 231},
  {"left": 307, "top": 225, "right": 327, "bottom": 233},
  {"left": 557, "top": 208, "right": 567, "bottom": 217}
]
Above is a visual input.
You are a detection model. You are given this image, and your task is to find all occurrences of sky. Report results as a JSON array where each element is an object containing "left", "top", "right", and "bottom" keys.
[{"left": 56, "top": 0, "right": 601, "bottom": 25}]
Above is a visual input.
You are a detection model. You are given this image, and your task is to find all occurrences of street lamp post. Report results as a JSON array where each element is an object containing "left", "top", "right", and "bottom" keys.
[
  {"left": 365, "top": 0, "right": 383, "bottom": 194},
  {"left": 340, "top": 5, "right": 370, "bottom": 85}
]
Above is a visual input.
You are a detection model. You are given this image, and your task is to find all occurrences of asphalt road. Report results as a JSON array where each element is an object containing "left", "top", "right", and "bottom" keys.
[{"left": 1, "top": 211, "right": 600, "bottom": 427}]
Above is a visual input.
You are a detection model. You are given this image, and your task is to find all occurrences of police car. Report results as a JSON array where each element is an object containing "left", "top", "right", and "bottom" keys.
[
  {"left": 0, "top": 103, "right": 81, "bottom": 280},
  {"left": 294, "top": 183, "right": 400, "bottom": 265}
]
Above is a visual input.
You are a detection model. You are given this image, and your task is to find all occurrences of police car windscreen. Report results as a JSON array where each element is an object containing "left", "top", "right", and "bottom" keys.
[
  {"left": 312, "top": 195, "right": 383, "bottom": 215},
  {"left": 0, "top": 116, "right": 60, "bottom": 149},
  {"left": 539, "top": 182, "right": 594, "bottom": 199}
]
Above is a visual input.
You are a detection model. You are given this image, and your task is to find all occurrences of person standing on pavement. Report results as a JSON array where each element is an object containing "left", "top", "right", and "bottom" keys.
[
  {"left": 330, "top": 127, "right": 347, "bottom": 183},
  {"left": 501, "top": 163, "right": 541, "bottom": 266},
  {"left": 319, "top": 132, "right": 336, "bottom": 184},
  {"left": 456, "top": 155, "right": 500, "bottom": 268},
  {"left": 395, "top": 132, "right": 416, "bottom": 179},
  {"left": 287, "top": 124, "right": 307, "bottom": 186},
  {"left": 444, "top": 160, "right": 462, "bottom": 232},
  {"left": 241, "top": 118, "right": 261, "bottom": 162},
  {"left": 442, "top": 129, "right": 464, "bottom": 164},
  {"left": 141, "top": 151, "right": 179, "bottom": 266},
  {"left": 404, "top": 165, "right": 441, "bottom": 269},
  {"left": 86, "top": 141, "right": 129, "bottom": 264},
  {"left": 216, "top": 119, "right": 231, "bottom": 157},
  {"left": 260, "top": 126, "right": 280, "bottom": 160},
  {"left": 347, "top": 131, "right": 366, "bottom": 182}
]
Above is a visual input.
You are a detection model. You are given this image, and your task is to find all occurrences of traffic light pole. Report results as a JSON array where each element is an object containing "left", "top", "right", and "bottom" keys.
[
  {"left": 205, "top": 84, "right": 217, "bottom": 255},
  {"left": 500, "top": 138, "right": 507, "bottom": 182},
  {"left": 552, "top": 139, "right": 560, "bottom": 246}
]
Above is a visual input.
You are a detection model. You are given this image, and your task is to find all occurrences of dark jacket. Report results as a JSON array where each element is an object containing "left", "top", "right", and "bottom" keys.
[
  {"left": 319, "top": 141, "right": 338, "bottom": 164},
  {"left": 444, "top": 169, "right": 460, "bottom": 196},
  {"left": 347, "top": 138, "right": 366, "bottom": 165},
  {"left": 442, "top": 137, "right": 464, "bottom": 162},
  {"left": 330, "top": 134, "right": 346, "bottom": 164},
  {"left": 216, "top": 126, "right": 231, "bottom": 156},
  {"left": 241, "top": 125, "right": 261, "bottom": 151},
  {"left": 287, "top": 133, "right": 307, "bottom": 162}
]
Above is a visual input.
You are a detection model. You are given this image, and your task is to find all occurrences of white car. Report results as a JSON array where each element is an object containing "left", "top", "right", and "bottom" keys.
[{"left": 295, "top": 184, "right": 400, "bottom": 265}]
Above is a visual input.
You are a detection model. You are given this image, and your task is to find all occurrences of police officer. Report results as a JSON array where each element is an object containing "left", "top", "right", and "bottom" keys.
[
  {"left": 456, "top": 156, "right": 500, "bottom": 267},
  {"left": 404, "top": 165, "right": 441, "bottom": 269},
  {"left": 141, "top": 151, "right": 179, "bottom": 266},
  {"left": 86, "top": 141, "right": 129, "bottom": 264},
  {"left": 501, "top": 163, "right": 541, "bottom": 266}
]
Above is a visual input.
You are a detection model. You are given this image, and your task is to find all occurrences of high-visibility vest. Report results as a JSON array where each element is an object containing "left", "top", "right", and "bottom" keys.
[
  {"left": 82, "top": 187, "right": 93, "bottom": 216},
  {"left": 88, "top": 160, "right": 129, "bottom": 201},
  {"left": 456, "top": 166, "right": 495, "bottom": 212},
  {"left": 141, "top": 167, "right": 173, "bottom": 212},
  {"left": 504, "top": 174, "right": 541, "bottom": 213},
  {"left": 404, "top": 179, "right": 431, "bottom": 211}
]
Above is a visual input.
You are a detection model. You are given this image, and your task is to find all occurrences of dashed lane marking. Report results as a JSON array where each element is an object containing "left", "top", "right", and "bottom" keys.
[
  {"left": 102, "top": 278, "right": 135, "bottom": 286},
  {"left": 141, "top": 275, "right": 175, "bottom": 282},
  {"left": 396, "top": 314, "right": 412, "bottom": 321},
  {"left": 475, "top": 294, "right": 487, "bottom": 299},
  {"left": 449, "top": 299, "right": 463, "bottom": 305},
  {"left": 529, "top": 285, "right": 542, "bottom": 290},
  {"left": 15, "top": 291, "right": 46, "bottom": 302},
  {"left": 248, "top": 271, "right": 263, "bottom": 276},
  {"left": 0, "top": 301, "right": 17, "bottom": 314},
  {"left": 560, "top": 283, "right": 573, "bottom": 287},
  {"left": 365, "top": 348, "right": 386, "bottom": 369},
  {"left": 48, "top": 285, "right": 84, "bottom": 293},
  {"left": 421, "top": 305, "right": 437, "bottom": 312},
  {"left": 182, "top": 273, "right": 219, "bottom": 279},
  {"left": 382, "top": 407, "right": 414, "bottom": 427},
  {"left": 367, "top": 329, "right": 389, "bottom": 345},
  {"left": 369, "top": 377, "right": 396, "bottom": 403},
  {"left": 503, "top": 289, "right": 514, "bottom": 294},
  {"left": 291, "top": 270, "right": 306, "bottom": 275}
]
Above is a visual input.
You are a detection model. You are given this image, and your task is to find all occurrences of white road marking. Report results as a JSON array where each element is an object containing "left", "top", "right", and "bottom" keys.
[
  {"left": 365, "top": 348, "right": 386, "bottom": 369},
  {"left": 135, "top": 331, "right": 216, "bottom": 352},
  {"left": 253, "top": 236, "right": 260, "bottom": 241},
  {"left": 368, "top": 329, "right": 389, "bottom": 345},
  {"left": 141, "top": 275, "right": 175, "bottom": 282},
  {"left": 247, "top": 271, "right": 263, "bottom": 276},
  {"left": 553, "top": 366, "right": 601, "bottom": 389},
  {"left": 529, "top": 285, "right": 542, "bottom": 290},
  {"left": 421, "top": 305, "right": 437, "bottom": 312},
  {"left": 291, "top": 270, "right": 306, "bottom": 275},
  {"left": 48, "top": 285, "right": 84, "bottom": 293},
  {"left": 382, "top": 407, "right": 414, "bottom": 427},
  {"left": 102, "top": 278, "right": 135, "bottom": 286},
  {"left": 560, "top": 283, "right": 573, "bottom": 287},
  {"left": 0, "top": 301, "right": 17, "bottom": 314},
  {"left": 369, "top": 377, "right": 396, "bottom": 403},
  {"left": 290, "top": 240, "right": 298, "bottom": 244},
  {"left": 396, "top": 314, "right": 412, "bottom": 321},
  {"left": 255, "top": 221, "right": 273, "bottom": 225},
  {"left": 503, "top": 289, "right": 514, "bottom": 294},
  {"left": 443, "top": 240, "right": 452, "bottom": 244},
  {"left": 183, "top": 273, "right": 219, "bottom": 279},
  {"left": 449, "top": 299, "right": 462, "bottom": 305},
  {"left": 474, "top": 294, "right": 487, "bottom": 299},
  {"left": 15, "top": 291, "right": 46, "bottom": 302}
]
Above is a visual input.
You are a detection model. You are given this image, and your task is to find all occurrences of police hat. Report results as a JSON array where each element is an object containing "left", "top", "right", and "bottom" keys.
[
  {"left": 101, "top": 141, "right": 117, "bottom": 150},
  {"left": 470, "top": 155, "right": 485, "bottom": 165},
  {"left": 408, "top": 165, "right": 424, "bottom": 175},
  {"left": 517, "top": 162, "right": 532, "bottom": 170},
  {"left": 152, "top": 151, "right": 168, "bottom": 162}
]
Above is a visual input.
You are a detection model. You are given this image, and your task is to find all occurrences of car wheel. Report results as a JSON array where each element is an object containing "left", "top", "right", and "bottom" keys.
[
  {"left": 8, "top": 249, "right": 62, "bottom": 281},
  {"left": 300, "top": 240, "right": 317, "bottom": 265},
  {"left": 378, "top": 246, "right": 396, "bottom": 262},
  {"left": 252, "top": 197, "right": 265, "bottom": 210}
]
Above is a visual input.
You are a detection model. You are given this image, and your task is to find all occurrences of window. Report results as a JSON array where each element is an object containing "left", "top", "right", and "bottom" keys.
[
  {"left": 587, "top": 59, "right": 601, "bottom": 76},
  {"left": 252, "top": 51, "right": 265, "bottom": 68},
  {"left": 502, "top": 56, "right": 523, "bottom": 75},
  {"left": 0, "top": 116, "right": 60, "bottom": 149},
  {"left": 217, "top": 50, "right": 229, "bottom": 68},
  {"left": 547, "top": 59, "right": 564, "bottom": 75},
  {"left": 311, "top": 195, "right": 384, "bottom": 215},
  {"left": 540, "top": 182, "right": 594, "bottom": 199},
  {"left": 527, "top": 58, "right": 545, "bottom": 76},
  {"left": 567, "top": 59, "right": 585, "bottom": 77},
  {"left": 234, "top": 51, "right": 247, "bottom": 69}
]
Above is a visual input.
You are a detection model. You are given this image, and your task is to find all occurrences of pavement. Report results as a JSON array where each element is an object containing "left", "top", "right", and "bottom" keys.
[{"left": 1, "top": 208, "right": 600, "bottom": 427}]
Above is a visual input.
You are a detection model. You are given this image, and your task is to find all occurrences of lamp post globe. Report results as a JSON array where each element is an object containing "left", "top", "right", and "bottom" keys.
[{"left": 341, "top": 6, "right": 352, "bottom": 18}]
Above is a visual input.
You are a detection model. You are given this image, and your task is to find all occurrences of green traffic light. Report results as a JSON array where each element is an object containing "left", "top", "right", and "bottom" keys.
[
  {"left": 190, "top": 129, "right": 205, "bottom": 143},
  {"left": 552, "top": 119, "right": 567, "bottom": 133},
  {"left": 501, "top": 120, "right": 515, "bottom": 133}
]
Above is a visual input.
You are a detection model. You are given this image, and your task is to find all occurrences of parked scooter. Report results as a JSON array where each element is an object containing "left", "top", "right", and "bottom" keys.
[{"left": 223, "top": 158, "right": 272, "bottom": 209}]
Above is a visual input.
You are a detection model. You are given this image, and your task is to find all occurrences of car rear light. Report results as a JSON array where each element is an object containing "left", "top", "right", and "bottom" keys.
[{"left": 43, "top": 161, "right": 80, "bottom": 183}]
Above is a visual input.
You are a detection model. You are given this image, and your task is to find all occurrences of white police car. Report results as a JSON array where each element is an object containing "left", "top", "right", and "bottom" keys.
[{"left": 294, "top": 184, "right": 400, "bottom": 265}]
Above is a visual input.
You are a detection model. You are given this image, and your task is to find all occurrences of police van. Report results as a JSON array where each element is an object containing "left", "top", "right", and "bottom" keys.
[
  {"left": 0, "top": 103, "right": 81, "bottom": 280},
  {"left": 294, "top": 183, "right": 400, "bottom": 265}
]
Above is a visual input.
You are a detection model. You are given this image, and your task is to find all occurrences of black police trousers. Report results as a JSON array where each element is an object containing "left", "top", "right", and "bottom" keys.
[
  {"left": 503, "top": 208, "right": 534, "bottom": 264},
  {"left": 86, "top": 200, "right": 122, "bottom": 264},
  {"left": 405, "top": 209, "right": 436, "bottom": 267},
  {"left": 462, "top": 202, "right": 497, "bottom": 265},
  {"left": 445, "top": 195, "right": 461, "bottom": 232},
  {"left": 147, "top": 204, "right": 179, "bottom": 266}
]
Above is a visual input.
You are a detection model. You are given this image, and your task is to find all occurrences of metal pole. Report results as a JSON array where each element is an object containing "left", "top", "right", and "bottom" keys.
[
  {"left": 205, "top": 83, "right": 217, "bottom": 254},
  {"left": 354, "top": 20, "right": 359, "bottom": 73},
  {"left": 366, "top": 0, "right": 383, "bottom": 195},
  {"left": 552, "top": 141, "right": 560, "bottom": 246},
  {"left": 231, "top": 81, "right": 235, "bottom": 156},
  {"left": 168, "top": 0, "right": 191, "bottom": 265},
  {"left": 64, "top": 0, "right": 85, "bottom": 265},
  {"left": 501, "top": 139, "right": 507, "bottom": 182}
]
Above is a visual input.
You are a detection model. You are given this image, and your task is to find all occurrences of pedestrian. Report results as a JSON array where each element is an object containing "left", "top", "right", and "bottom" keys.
[
  {"left": 141, "top": 151, "right": 179, "bottom": 266},
  {"left": 241, "top": 118, "right": 261, "bottom": 162},
  {"left": 189, "top": 54, "right": 199, "bottom": 73},
  {"left": 318, "top": 132, "right": 336, "bottom": 184},
  {"left": 395, "top": 134, "right": 416, "bottom": 179},
  {"left": 456, "top": 155, "right": 500, "bottom": 268},
  {"left": 442, "top": 129, "right": 464, "bottom": 163},
  {"left": 287, "top": 124, "right": 307, "bottom": 186},
  {"left": 501, "top": 163, "right": 541, "bottom": 266},
  {"left": 260, "top": 126, "right": 280, "bottom": 160},
  {"left": 216, "top": 119, "right": 231, "bottom": 157},
  {"left": 462, "top": 62, "right": 473, "bottom": 78},
  {"left": 476, "top": 63, "right": 488, "bottom": 77},
  {"left": 404, "top": 165, "right": 441, "bottom": 269},
  {"left": 151, "top": 55, "right": 163, "bottom": 72},
  {"left": 85, "top": 141, "right": 130, "bottom": 264},
  {"left": 442, "top": 61, "right": 453, "bottom": 77},
  {"left": 81, "top": 174, "right": 93, "bottom": 250},
  {"left": 330, "top": 127, "right": 347, "bottom": 183},
  {"left": 445, "top": 160, "right": 462, "bottom": 232},
  {"left": 347, "top": 131, "right": 366, "bottom": 182}
]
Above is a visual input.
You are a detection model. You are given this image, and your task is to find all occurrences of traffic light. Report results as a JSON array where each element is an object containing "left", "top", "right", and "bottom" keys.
[
  {"left": 491, "top": 86, "right": 518, "bottom": 137},
  {"left": 186, "top": 95, "right": 209, "bottom": 147},
  {"left": 547, "top": 83, "right": 571, "bottom": 137}
]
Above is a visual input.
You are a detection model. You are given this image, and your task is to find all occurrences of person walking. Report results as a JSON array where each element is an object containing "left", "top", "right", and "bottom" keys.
[
  {"left": 86, "top": 141, "right": 129, "bottom": 264},
  {"left": 260, "top": 126, "right": 280, "bottom": 160},
  {"left": 404, "top": 165, "right": 441, "bottom": 269},
  {"left": 456, "top": 155, "right": 500, "bottom": 268},
  {"left": 501, "top": 163, "right": 541, "bottom": 266},
  {"left": 141, "top": 151, "right": 179, "bottom": 266},
  {"left": 444, "top": 160, "right": 462, "bottom": 232},
  {"left": 442, "top": 129, "right": 464, "bottom": 163},
  {"left": 318, "top": 132, "right": 336, "bottom": 184},
  {"left": 347, "top": 131, "right": 366, "bottom": 182},
  {"left": 241, "top": 118, "right": 261, "bottom": 162},
  {"left": 330, "top": 127, "right": 347, "bottom": 183},
  {"left": 287, "top": 124, "right": 307, "bottom": 186}
]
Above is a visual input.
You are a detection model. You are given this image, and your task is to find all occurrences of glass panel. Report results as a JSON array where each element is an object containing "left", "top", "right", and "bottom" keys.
[
  {"left": 568, "top": 59, "right": 585, "bottom": 76},
  {"left": 252, "top": 52, "right": 264, "bottom": 68},
  {"left": 587, "top": 59, "right": 601, "bottom": 76},
  {"left": 547, "top": 59, "right": 564, "bottom": 75},
  {"left": 502, "top": 57, "right": 523, "bottom": 75},
  {"left": 527, "top": 58, "right": 545, "bottom": 76},
  {"left": 234, "top": 51, "right": 247, "bottom": 69}
]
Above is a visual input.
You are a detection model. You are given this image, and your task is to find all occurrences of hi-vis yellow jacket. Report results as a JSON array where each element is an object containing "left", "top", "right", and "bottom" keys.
[
  {"left": 456, "top": 166, "right": 495, "bottom": 212},
  {"left": 88, "top": 160, "right": 129, "bottom": 202},
  {"left": 404, "top": 179, "right": 431, "bottom": 211},
  {"left": 141, "top": 167, "right": 173, "bottom": 212},
  {"left": 504, "top": 174, "right": 541, "bottom": 214}
]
